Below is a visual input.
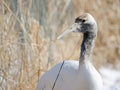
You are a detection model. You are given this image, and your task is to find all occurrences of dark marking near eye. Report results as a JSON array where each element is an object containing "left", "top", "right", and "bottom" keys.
[{"left": 75, "top": 17, "right": 86, "bottom": 23}]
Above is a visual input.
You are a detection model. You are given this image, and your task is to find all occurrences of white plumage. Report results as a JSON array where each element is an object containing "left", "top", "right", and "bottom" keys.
[{"left": 36, "top": 13, "right": 103, "bottom": 90}]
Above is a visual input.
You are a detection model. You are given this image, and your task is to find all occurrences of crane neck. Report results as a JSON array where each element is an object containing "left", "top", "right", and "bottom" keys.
[{"left": 80, "top": 31, "right": 96, "bottom": 63}]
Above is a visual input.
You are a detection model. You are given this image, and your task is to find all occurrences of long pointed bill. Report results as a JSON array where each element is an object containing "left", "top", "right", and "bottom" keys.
[{"left": 57, "top": 23, "right": 80, "bottom": 39}]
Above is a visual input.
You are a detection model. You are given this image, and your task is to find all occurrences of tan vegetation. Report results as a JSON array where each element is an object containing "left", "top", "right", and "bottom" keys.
[{"left": 0, "top": 0, "right": 120, "bottom": 90}]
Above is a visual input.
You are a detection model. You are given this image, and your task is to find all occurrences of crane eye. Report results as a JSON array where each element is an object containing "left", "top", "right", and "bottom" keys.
[{"left": 82, "top": 19, "right": 86, "bottom": 23}]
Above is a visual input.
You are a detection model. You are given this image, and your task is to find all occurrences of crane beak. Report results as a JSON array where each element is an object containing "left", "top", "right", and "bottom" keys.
[{"left": 57, "top": 23, "right": 81, "bottom": 39}]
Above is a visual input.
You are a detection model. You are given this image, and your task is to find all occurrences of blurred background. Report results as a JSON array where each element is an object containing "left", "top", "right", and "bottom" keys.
[{"left": 0, "top": 0, "right": 120, "bottom": 90}]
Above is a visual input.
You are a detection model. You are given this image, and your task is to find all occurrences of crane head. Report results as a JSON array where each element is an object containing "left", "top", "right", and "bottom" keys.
[{"left": 57, "top": 13, "right": 97, "bottom": 39}]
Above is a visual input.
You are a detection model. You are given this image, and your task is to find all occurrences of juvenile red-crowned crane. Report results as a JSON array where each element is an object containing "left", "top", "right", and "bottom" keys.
[{"left": 36, "top": 13, "right": 103, "bottom": 90}]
